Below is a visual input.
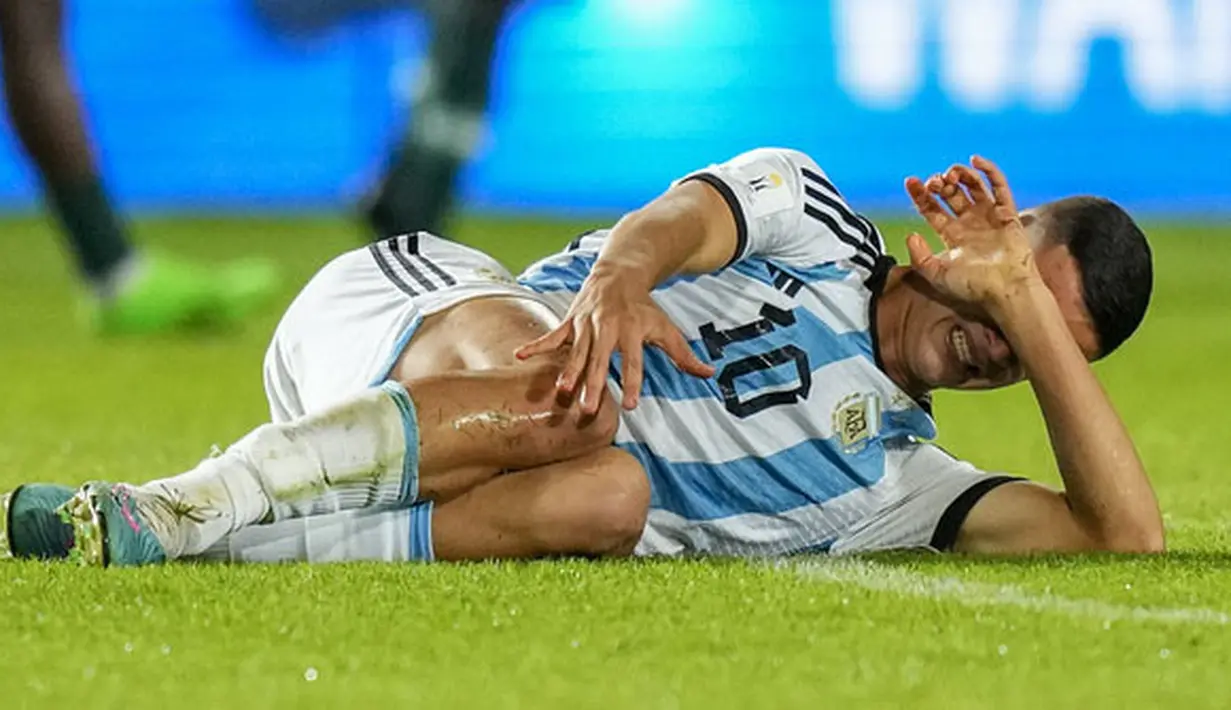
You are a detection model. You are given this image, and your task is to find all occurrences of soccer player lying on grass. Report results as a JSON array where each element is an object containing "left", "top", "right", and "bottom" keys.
[{"left": 0, "top": 150, "right": 1163, "bottom": 565}]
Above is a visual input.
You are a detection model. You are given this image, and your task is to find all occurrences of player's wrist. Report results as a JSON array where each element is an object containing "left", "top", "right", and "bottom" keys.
[
  {"left": 590, "top": 257, "right": 657, "bottom": 292},
  {"left": 987, "top": 277, "right": 1064, "bottom": 345},
  {"left": 984, "top": 264, "right": 1049, "bottom": 322}
]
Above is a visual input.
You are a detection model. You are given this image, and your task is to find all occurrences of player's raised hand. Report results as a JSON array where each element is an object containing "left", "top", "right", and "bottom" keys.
[
  {"left": 516, "top": 264, "right": 715, "bottom": 414},
  {"left": 903, "top": 156, "right": 1042, "bottom": 312}
]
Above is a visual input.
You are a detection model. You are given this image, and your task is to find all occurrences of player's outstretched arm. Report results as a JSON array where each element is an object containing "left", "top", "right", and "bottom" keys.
[
  {"left": 906, "top": 158, "right": 1164, "bottom": 554},
  {"left": 517, "top": 179, "right": 738, "bottom": 413},
  {"left": 586, "top": 178, "right": 747, "bottom": 285}
]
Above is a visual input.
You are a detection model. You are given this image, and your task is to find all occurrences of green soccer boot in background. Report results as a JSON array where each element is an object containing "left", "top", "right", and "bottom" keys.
[{"left": 88, "top": 252, "right": 280, "bottom": 336}]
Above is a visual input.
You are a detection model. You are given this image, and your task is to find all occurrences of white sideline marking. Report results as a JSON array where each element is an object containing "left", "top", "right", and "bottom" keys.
[
  {"left": 793, "top": 559, "right": 1231, "bottom": 627},
  {"left": 1164, "top": 516, "right": 1231, "bottom": 534}
]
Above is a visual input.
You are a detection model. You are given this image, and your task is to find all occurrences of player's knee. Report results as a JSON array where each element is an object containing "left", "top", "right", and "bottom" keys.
[
  {"left": 576, "top": 450, "right": 650, "bottom": 556},
  {"left": 576, "top": 391, "right": 620, "bottom": 451},
  {"left": 545, "top": 374, "right": 619, "bottom": 459}
]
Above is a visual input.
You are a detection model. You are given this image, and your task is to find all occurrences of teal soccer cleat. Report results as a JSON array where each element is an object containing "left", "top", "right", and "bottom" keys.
[
  {"left": 0, "top": 484, "right": 76, "bottom": 560},
  {"left": 62, "top": 482, "right": 168, "bottom": 567}
]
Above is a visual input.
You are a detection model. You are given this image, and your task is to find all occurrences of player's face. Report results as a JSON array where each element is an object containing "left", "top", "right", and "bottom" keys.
[
  {"left": 907, "top": 212, "right": 1101, "bottom": 391},
  {"left": 906, "top": 296, "right": 1021, "bottom": 390}
]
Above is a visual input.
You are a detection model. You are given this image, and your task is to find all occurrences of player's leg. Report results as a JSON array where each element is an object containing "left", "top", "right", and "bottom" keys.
[
  {"left": 57, "top": 353, "right": 616, "bottom": 566},
  {"left": 432, "top": 446, "right": 648, "bottom": 560},
  {"left": 0, "top": 239, "right": 612, "bottom": 565},
  {"left": 196, "top": 446, "right": 649, "bottom": 564},
  {"left": 0, "top": 0, "right": 129, "bottom": 287},
  {"left": 364, "top": 0, "right": 514, "bottom": 237},
  {"left": 0, "top": 356, "right": 612, "bottom": 564},
  {"left": 59, "top": 284, "right": 619, "bottom": 566},
  {"left": 0, "top": 0, "right": 278, "bottom": 334}
]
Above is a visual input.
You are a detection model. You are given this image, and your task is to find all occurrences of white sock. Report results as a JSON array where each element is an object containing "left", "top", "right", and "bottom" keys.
[
  {"left": 143, "top": 381, "right": 420, "bottom": 557},
  {"left": 188, "top": 502, "right": 435, "bottom": 565}
]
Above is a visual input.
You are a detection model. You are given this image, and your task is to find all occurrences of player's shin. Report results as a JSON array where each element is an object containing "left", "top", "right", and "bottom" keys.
[{"left": 139, "top": 381, "right": 421, "bottom": 558}]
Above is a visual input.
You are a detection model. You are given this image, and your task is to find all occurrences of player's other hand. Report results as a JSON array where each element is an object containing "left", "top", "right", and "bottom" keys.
[
  {"left": 515, "top": 263, "right": 715, "bottom": 414},
  {"left": 903, "top": 156, "right": 1043, "bottom": 315}
]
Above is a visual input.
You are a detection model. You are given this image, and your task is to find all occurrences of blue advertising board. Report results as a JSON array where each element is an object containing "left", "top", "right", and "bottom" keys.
[{"left": 0, "top": 0, "right": 1227, "bottom": 213}]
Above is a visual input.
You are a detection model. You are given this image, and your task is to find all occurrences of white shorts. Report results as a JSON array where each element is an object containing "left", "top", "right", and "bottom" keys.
[{"left": 262, "top": 233, "right": 553, "bottom": 422}]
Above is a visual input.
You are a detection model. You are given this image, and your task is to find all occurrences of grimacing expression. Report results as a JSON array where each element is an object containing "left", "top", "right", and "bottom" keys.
[{"left": 906, "top": 211, "right": 1102, "bottom": 392}]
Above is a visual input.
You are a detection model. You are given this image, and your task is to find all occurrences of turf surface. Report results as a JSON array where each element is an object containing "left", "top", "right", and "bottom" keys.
[{"left": 1, "top": 214, "right": 1229, "bottom": 708}]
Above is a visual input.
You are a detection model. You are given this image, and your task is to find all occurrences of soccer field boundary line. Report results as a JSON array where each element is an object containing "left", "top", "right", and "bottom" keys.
[
  {"left": 792, "top": 559, "right": 1231, "bottom": 627},
  {"left": 1164, "top": 516, "right": 1231, "bottom": 534}
]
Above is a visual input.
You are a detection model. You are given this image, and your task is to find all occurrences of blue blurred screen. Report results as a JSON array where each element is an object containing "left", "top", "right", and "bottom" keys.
[{"left": 0, "top": 0, "right": 1227, "bottom": 213}]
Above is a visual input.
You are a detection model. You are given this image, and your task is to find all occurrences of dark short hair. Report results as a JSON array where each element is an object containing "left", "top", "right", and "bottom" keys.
[{"left": 1043, "top": 196, "right": 1153, "bottom": 358}]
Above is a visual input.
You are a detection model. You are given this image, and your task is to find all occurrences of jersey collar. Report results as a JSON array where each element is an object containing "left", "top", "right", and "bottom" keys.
[{"left": 864, "top": 255, "right": 934, "bottom": 418}]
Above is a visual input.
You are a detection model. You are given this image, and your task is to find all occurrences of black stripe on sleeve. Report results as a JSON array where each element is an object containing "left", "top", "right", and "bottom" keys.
[
  {"left": 802, "top": 204, "right": 874, "bottom": 271},
  {"left": 803, "top": 185, "right": 878, "bottom": 262},
  {"left": 803, "top": 183, "right": 868, "bottom": 238},
  {"left": 682, "top": 172, "right": 748, "bottom": 268},
  {"left": 800, "top": 166, "right": 843, "bottom": 199},
  {"left": 803, "top": 193, "right": 880, "bottom": 266},
  {"left": 386, "top": 237, "right": 437, "bottom": 292},
  {"left": 368, "top": 244, "right": 418, "bottom": 296},
  {"left": 801, "top": 166, "right": 883, "bottom": 259},
  {"left": 858, "top": 215, "right": 886, "bottom": 256},
  {"left": 929, "top": 475, "right": 1025, "bottom": 551}
]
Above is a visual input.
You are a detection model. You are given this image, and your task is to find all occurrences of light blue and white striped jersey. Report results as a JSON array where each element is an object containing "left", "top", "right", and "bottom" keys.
[{"left": 518, "top": 148, "right": 946, "bottom": 557}]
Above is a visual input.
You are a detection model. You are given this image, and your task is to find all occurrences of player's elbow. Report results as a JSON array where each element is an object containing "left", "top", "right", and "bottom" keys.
[
  {"left": 1090, "top": 519, "right": 1166, "bottom": 554},
  {"left": 1098, "top": 527, "right": 1166, "bottom": 554}
]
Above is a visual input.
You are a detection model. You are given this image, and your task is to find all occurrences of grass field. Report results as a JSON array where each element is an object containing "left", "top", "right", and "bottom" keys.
[{"left": 2, "top": 213, "right": 1230, "bottom": 709}]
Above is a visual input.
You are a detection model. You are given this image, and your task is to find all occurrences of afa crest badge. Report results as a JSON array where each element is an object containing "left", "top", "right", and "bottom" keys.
[{"left": 832, "top": 392, "right": 881, "bottom": 454}]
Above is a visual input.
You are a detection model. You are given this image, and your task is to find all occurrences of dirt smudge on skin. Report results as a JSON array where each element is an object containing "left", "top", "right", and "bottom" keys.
[{"left": 451, "top": 409, "right": 554, "bottom": 433}]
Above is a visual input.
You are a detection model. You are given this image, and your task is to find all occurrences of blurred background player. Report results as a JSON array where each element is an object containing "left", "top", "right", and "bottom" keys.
[
  {"left": 253, "top": 0, "right": 516, "bottom": 239},
  {"left": 0, "top": 0, "right": 278, "bottom": 335}
]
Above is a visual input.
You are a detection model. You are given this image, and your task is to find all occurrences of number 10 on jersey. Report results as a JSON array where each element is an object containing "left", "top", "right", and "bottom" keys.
[{"left": 699, "top": 303, "right": 813, "bottom": 418}]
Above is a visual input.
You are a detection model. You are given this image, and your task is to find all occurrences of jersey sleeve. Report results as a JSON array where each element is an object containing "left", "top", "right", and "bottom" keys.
[
  {"left": 830, "top": 441, "right": 1022, "bottom": 554},
  {"left": 678, "top": 147, "right": 887, "bottom": 272}
]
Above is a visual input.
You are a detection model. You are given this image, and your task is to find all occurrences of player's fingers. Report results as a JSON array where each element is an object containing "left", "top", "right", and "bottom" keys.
[
  {"left": 993, "top": 204, "right": 1020, "bottom": 226},
  {"left": 948, "top": 165, "right": 991, "bottom": 205},
  {"left": 971, "top": 155, "right": 1018, "bottom": 215},
  {"left": 655, "top": 326, "right": 715, "bottom": 379},
  {"left": 906, "top": 233, "right": 947, "bottom": 284},
  {"left": 515, "top": 322, "right": 572, "bottom": 360},
  {"left": 905, "top": 177, "right": 955, "bottom": 241},
  {"left": 937, "top": 168, "right": 972, "bottom": 215},
  {"left": 906, "top": 232, "right": 933, "bottom": 266},
  {"left": 580, "top": 321, "right": 619, "bottom": 414},
  {"left": 924, "top": 174, "right": 953, "bottom": 208},
  {"left": 620, "top": 336, "right": 645, "bottom": 410},
  {"left": 558, "top": 318, "right": 593, "bottom": 394}
]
